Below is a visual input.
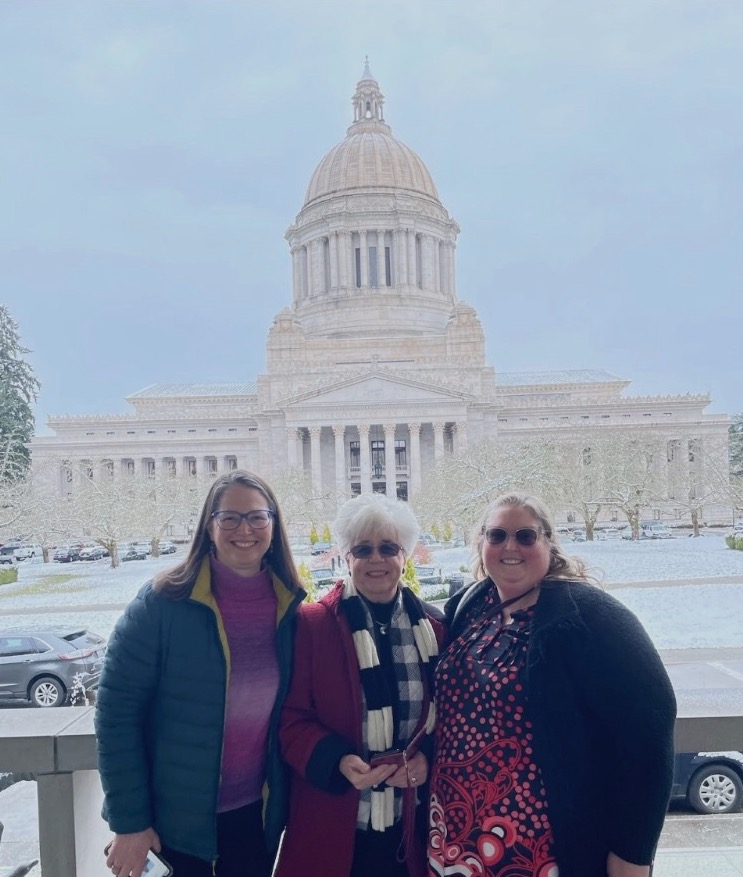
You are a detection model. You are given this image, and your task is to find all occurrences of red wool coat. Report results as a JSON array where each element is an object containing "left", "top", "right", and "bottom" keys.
[{"left": 275, "top": 584, "right": 446, "bottom": 877}]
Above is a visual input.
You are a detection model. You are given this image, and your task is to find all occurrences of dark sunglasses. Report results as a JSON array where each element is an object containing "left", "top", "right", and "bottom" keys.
[
  {"left": 348, "top": 542, "right": 403, "bottom": 559},
  {"left": 483, "top": 527, "right": 542, "bottom": 547}
]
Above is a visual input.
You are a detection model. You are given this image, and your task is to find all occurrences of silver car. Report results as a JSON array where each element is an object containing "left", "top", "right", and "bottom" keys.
[{"left": 0, "top": 628, "right": 107, "bottom": 707}]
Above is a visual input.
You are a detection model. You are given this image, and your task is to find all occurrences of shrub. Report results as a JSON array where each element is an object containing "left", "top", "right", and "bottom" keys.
[
  {"left": 297, "top": 561, "right": 317, "bottom": 602},
  {"left": 401, "top": 556, "right": 421, "bottom": 595},
  {"left": 0, "top": 568, "right": 18, "bottom": 586},
  {"left": 725, "top": 535, "right": 743, "bottom": 551}
]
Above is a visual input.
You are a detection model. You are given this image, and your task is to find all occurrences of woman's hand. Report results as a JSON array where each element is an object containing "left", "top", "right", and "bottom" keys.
[
  {"left": 386, "top": 752, "right": 428, "bottom": 789},
  {"left": 105, "top": 828, "right": 160, "bottom": 877},
  {"left": 339, "top": 754, "right": 398, "bottom": 790},
  {"left": 606, "top": 851, "right": 651, "bottom": 877}
]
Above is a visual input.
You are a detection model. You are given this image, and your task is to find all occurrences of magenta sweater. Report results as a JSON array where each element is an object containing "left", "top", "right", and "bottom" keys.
[{"left": 210, "top": 556, "right": 279, "bottom": 812}]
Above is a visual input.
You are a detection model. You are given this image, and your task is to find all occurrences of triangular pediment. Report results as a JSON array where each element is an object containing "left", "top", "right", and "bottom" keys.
[{"left": 279, "top": 370, "right": 473, "bottom": 410}]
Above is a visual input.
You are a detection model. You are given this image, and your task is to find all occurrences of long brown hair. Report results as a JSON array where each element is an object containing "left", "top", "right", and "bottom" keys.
[
  {"left": 471, "top": 491, "right": 599, "bottom": 585},
  {"left": 153, "top": 469, "right": 301, "bottom": 599}
]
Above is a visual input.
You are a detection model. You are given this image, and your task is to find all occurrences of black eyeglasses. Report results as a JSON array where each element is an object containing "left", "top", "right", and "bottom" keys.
[
  {"left": 348, "top": 542, "right": 403, "bottom": 559},
  {"left": 211, "top": 509, "right": 274, "bottom": 530},
  {"left": 483, "top": 527, "right": 542, "bottom": 547}
]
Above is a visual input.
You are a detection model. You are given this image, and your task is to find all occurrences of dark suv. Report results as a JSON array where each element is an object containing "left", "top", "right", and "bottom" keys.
[{"left": 0, "top": 628, "right": 107, "bottom": 707}]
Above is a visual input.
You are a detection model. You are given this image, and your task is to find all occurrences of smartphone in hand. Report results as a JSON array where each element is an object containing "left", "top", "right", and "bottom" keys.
[{"left": 104, "top": 842, "right": 173, "bottom": 877}]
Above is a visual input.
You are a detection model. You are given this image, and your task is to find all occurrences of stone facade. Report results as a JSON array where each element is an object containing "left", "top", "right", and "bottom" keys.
[{"left": 30, "top": 64, "right": 731, "bottom": 524}]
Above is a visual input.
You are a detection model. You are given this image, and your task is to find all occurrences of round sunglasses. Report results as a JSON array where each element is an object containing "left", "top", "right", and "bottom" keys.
[
  {"left": 348, "top": 542, "right": 403, "bottom": 559},
  {"left": 483, "top": 526, "right": 542, "bottom": 547}
]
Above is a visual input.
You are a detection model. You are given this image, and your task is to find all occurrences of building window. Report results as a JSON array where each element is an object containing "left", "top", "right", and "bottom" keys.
[
  {"left": 164, "top": 459, "right": 176, "bottom": 477},
  {"left": 371, "top": 439, "right": 385, "bottom": 469},
  {"left": 102, "top": 460, "right": 114, "bottom": 478},
  {"left": 653, "top": 509, "right": 661, "bottom": 520},
  {"left": 127, "top": 430, "right": 135, "bottom": 435},
  {"left": 123, "top": 459, "right": 135, "bottom": 475},
  {"left": 147, "top": 430, "right": 155, "bottom": 434},
  {"left": 355, "top": 247, "right": 361, "bottom": 288},
  {"left": 567, "top": 512, "right": 575, "bottom": 523},
  {"left": 498, "top": 418, "right": 508, "bottom": 423},
  {"left": 86, "top": 432, "right": 94, "bottom": 436},
  {"left": 106, "top": 431, "right": 115, "bottom": 436},
  {"left": 395, "top": 440, "right": 407, "bottom": 468},
  {"left": 689, "top": 439, "right": 699, "bottom": 462},
  {"left": 225, "top": 456, "right": 237, "bottom": 471},
  {"left": 610, "top": 510, "right": 619, "bottom": 522},
  {"left": 667, "top": 439, "right": 680, "bottom": 463},
  {"left": 167, "top": 429, "right": 176, "bottom": 434},
  {"left": 351, "top": 482, "right": 361, "bottom": 497},
  {"left": 185, "top": 458, "right": 196, "bottom": 476},
  {"left": 349, "top": 441, "right": 360, "bottom": 469},
  {"left": 206, "top": 457, "right": 218, "bottom": 477},
  {"left": 385, "top": 246, "right": 392, "bottom": 286},
  {"left": 188, "top": 429, "right": 196, "bottom": 433},
  {"left": 145, "top": 460, "right": 156, "bottom": 478},
  {"left": 643, "top": 413, "right": 652, "bottom": 418},
  {"left": 82, "top": 460, "right": 93, "bottom": 480},
  {"left": 396, "top": 482, "right": 408, "bottom": 501}
]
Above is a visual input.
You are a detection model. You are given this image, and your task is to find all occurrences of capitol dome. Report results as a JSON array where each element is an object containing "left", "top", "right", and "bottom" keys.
[{"left": 303, "top": 62, "right": 439, "bottom": 206}]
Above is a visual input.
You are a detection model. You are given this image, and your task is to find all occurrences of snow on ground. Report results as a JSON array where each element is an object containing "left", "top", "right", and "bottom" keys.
[{"left": 0, "top": 534, "right": 742, "bottom": 649}]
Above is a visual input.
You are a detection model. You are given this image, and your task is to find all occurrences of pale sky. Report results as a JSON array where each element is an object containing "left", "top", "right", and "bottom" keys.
[{"left": 2, "top": 0, "right": 740, "bottom": 434}]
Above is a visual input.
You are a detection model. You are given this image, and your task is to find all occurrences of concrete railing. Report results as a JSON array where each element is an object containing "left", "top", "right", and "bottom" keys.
[{"left": 1, "top": 705, "right": 743, "bottom": 877}]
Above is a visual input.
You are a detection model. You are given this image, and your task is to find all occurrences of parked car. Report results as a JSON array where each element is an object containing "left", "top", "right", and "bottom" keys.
[
  {"left": 415, "top": 565, "right": 442, "bottom": 586},
  {"left": 53, "top": 544, "right": 84, "bottom": 563},
  {"left": 79, "top": 546, "right": 109, "bottom": 561},
  {"left": 571, "top": 529, "right": 586, "bottom": 542},
  {"left": 158, "top": 540, "right": 177, "bottom": 554},
  {"left": 0, "top": 554, "right": 16, "bottom": 566},
  {"left": 0, "top": 628, "right": 107, "bottom": 707},
  {"left": 13, "top": 544, "right": 42, "bottom": 561},
  {"left": 121, "top": 547, "right": 147, "bottom": 561},
  {"left": 311, "top": 567, "right": 342, "bottom": 589},
  {"left": 0, "top": 543, "right": 23, "bottom": 560},
  {"left": 310, "top": 541, "right": 332, "bottom": 555},
  {"left": 672, "top": 751, "right": 743, "bottom": 814}
]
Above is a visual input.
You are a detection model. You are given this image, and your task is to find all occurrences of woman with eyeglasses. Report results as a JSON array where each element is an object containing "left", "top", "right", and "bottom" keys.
[
  {"left": 275, "top": 492, "right": 445, "bottom": 877},
  {"left": 429, "top": 492, "right": 676, "bottom": 877},
  {"left": 96, "top": 470, "right": 304, "bottom": 877}
]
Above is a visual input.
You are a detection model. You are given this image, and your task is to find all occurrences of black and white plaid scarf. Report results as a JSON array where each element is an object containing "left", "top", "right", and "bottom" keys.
[{"left": 342, "top": 577, "right": 438, "bottom": 831}]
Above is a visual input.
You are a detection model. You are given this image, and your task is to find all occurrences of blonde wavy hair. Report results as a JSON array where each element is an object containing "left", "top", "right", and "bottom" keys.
[{"left": 471, "top": 492, "right": 599, "bottom": 585}]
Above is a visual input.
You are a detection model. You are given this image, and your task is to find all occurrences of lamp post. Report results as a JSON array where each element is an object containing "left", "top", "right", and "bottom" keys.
[{"left": 373, "top": 461, "right": 383, "bottom": 480}]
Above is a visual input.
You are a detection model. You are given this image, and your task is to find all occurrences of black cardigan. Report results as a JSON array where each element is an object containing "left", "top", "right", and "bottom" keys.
[{"left": 446, "top": 578, "right": 676, "bottom": 877}]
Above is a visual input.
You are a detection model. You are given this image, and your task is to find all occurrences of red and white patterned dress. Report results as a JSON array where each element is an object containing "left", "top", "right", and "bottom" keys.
[{"left": 428, "top": 589, "right": 559, "bottom": 877}]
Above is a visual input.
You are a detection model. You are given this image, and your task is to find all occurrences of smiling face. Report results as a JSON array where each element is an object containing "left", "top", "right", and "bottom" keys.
[
  {"left": 481, "top": 505, "right": 551, "bottom": 600},
  {"left": 346, "top": 527, "right": 406, "bottom": 603},
  {"left": 207, "top": 485, "right": 274, "bottom": 577}
]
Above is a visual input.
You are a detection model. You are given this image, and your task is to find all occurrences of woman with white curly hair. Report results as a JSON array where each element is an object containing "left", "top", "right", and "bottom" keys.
[{"left": 276, "top": 492, "right": 445, "bottom": 877}]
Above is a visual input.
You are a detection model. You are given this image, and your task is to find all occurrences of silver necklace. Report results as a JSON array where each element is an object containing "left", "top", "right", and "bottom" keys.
[{"left": 374, "top": 619, "right": 389, "bottom": 636}]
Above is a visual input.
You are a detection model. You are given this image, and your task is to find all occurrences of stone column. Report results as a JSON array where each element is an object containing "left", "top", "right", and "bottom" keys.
[
  {"left": 449, "top": 242, "right": 457, "bottom": 295},
  {"left": 384, "top": 423, "right": 396, "bottom": 497},
  {"left": 433, "top": 239, "right": 440, "bottom": 292},
  {"left": 409, "top": 423, "right": 422, "bottom": 499},
  {"left": 422, "top": 235, "right": 435, "bottom": 291},
  {"left": 309, "top": 427, "right": 322, "bottom": 499},
  {"left": 333, "top": 424, "right": 346, "bottom": 499},
  {"left": 407, "top": 230, "right": 417, "bottom": 286},
  {"left": 287, "top": 427, "right": 300, "bottom": 469},
  {"left": 377, "top": 230, "right": 386, "bottom": 288},
  {"left": 359, "top": 425, "right": 371, "bottom": 494},
  {"left": 394, "top": 229, "right": 405, "bottom": 288},
  {"left": 433, "top": 421, "right": 446, "bottom": 461},
  {"left": 303, "top": 243, "right": 313, "bottom": 296},
  {"left": 291, "top": 247, "right": 301, "bottom": 303},
  {"left": 455, "top": 421, "right": 468, "bottom": 454},
  {"left": 329, "top": 232, "right": 339, "bottom": 290},
  {"left": 360, "top": 230, "right": 368, "bottom": 288},
  {"left": 348, "top": 232, "right": 356, "bottom": 289},
  {"left": 337, "top": 232, "right": 347, "bottom": 289}
]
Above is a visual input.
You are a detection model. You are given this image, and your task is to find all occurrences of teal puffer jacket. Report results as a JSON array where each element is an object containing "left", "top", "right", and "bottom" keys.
[{"left": 95, "top": 559, "right": 303, "bottom": 862}]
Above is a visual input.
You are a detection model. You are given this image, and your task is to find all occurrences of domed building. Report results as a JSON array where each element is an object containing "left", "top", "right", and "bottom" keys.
[{"left": 30, "top": 64, "right": 729, "bottom": 525}]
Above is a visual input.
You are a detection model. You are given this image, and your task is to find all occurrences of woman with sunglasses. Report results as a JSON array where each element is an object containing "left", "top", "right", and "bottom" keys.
[
  {"left": 96, "top": 470, "right": 304, "bottom": 877},
  {"left": 429, "top": 492, "right": 676, "bottom": 877},
  {"left": 275, "top": 492, "right": 445, "bottom": 877}
]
